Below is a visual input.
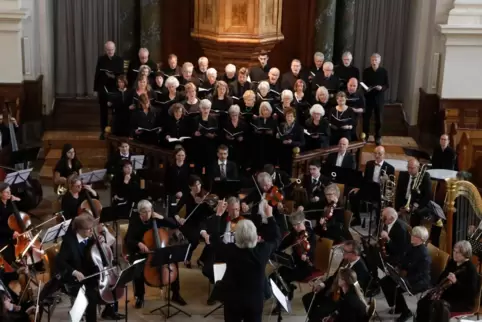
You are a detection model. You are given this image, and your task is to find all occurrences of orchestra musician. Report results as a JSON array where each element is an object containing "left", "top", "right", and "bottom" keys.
[
  {"left": 174, "top": 175, "right": 214, "bottom": 268},
  {"left": 304, "top": 104, "right": 330, "bottom": 150},
  {"left": 262, "top": 164, "right": 290, "bottom": 193},
  {"left": 431, "top": 134, "right": 457, "bottom": 170},
  {"left": 124, "top": 200, "right": 186, "bottom": 308},
  {"left": 272, "top": 212, "right": 316, "bottom": 314},
  {"left": 0, "top": 183, "right": 22, "bottom": 264},
  {"left": 105, "top": 141, "right": 131, "bottom": 177},
  {"left": 326, "top": 138, "right": 356, "bottom": 169},
  {"left": 276, "top": 107, "right": 305, "bottom": 175},
  {"left": 53, "top": 143, "right": 83, "bottom": 188},
  {"left": 379, "top": 226, "right": 431, "bottom": 322},
  {"left": 395, "top": 158, "right": 432, "bottom": 227},
  {"left": 416, "top": 240, "right": 479, "bottom": 321},
  {"left": 302, "top": 240, "right": 370, "bottom": 321},
  {"left": 349, "top": 145, "right": 395, "bottom": 226},
  {"left": 315, "top": 184, "right": 351, "bottom": 243},
  {"left": 0, "top": 114, "right": 18, "bottom": 149},
  {"left": 111, "top": 160, "right": 142, "bottom": 207},
  {"left": 61, "top": 175, "right": 99, "bottom": 220},
  {"left": 210, "top": 200, "right": 281, "bottom": 322},
  {"left": 0, "top": 289, "right": 36, "bottom": 322},
  {"left": 297, "top": 160, "right": 330, "bottom": 219},
  {"left": 164, "top": 147, "right": 192, "bottom": 200}
]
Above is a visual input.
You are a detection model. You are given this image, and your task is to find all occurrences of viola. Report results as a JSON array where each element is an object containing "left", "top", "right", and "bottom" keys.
[
  {"left": 229, "top": 215, "right": 246, "bottom": 232},
  {"left": 322, "top": 201, "right": 336, "bottom": 231},
  {"left": 265, "top": 185, "right": 284, "bottom": 207},
  {"left": 294, "top": 230, "right": 313, "bottom": 266}
]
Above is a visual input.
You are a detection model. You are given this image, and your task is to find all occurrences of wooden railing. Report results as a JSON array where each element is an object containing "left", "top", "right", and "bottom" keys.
[
  {"left": 291, "top": 141, "right": 366, "bottom": 178},
  {"left": 449, "top": 123, "right": 482, "bottom": 187},
  {"left": 105, "top": 134, "right": 175, "bottom": 170}
]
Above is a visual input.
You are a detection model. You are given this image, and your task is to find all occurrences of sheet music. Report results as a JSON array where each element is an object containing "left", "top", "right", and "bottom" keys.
[
  {"left": 69, "top": 286, "right": 88, "bottom": 322},
  {"left": 130, "top": 155, "right": 145, "bottom": 170},
  {"left": 79, "top": 169, "right": 107, "bottom": 184},
  {"left": 213, "top": 263, "right": 226, "bottom": 282},
  {"left": 5, "top": 168, "right": 33, "bottom": 185},
  {"left": 270, "top": 278, "right": 291, "bottom": 313},
  {"left": 42, "top": 219, "right": 72, "bottom": 244}
]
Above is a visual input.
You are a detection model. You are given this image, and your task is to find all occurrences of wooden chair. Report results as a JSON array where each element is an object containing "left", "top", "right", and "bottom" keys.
[
  {"left": 367, "top": 299, "right": 381, "bottom": 322},
  {"left": 336, "top": 183, "right": 345, "bottom": 205},
  {"left": 314, "top": 237, "right": 334, "bottom": 273},
  {"left": 426, "top": 243, "right": 450, "bottom": 286}
]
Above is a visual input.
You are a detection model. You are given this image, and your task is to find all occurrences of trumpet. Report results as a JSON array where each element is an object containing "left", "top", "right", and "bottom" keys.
[
  {"left": 380, "top": 169, "right": 396, "bottom": 208},
  {"left": 404, "top": 164, "right": 428, "bottom": 212}
]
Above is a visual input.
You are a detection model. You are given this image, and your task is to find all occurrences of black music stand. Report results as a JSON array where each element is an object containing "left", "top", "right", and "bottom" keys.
[
  {"left": 211, "top": 179, "right": 241, "bottom": 199},
  {"left": 321, "top": 165, "right": 363, "bottom": 188},
  {"left": 41, "top": 219, "right": 72, "bottom": 245},
  {"left": 4, "top": 168, "right": 32, "bottom": 185},
  {"left": 357, "top": 181, "right": 381, "bottom": 240},
  {"left": 112, "top": 258, "right": 145, "bottom": 322},
  {"left": 10, "top": 147, "right": 40, "bottom": 168},
  {"left": 385, "top": 262, "right": 413, "bottom": 313},
  {"left": 203, "top": 263, "right": 227, "bottom": 318},
  {"left": 130, "top": 155, "right": 145, "bottom": 171},
  {"left": 268, "top": 254, "right": 294, "bottom": 322},
  {"left": 150, "top": 243, "right": 192, "bottom": 319},
  {"left": 79, "top": 169, "right": 107, "bottom": 184}
]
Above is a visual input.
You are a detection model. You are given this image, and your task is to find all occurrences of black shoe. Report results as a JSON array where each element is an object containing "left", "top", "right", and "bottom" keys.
[
  {"left": 101, "top": 311, "right": 125, "bottom": 320},
  {"left": 207, "top": 291, "right": 217, "bottom": 305},
  {"left": 396, "top": 310, "right": 413, "bottom": 322},
  {"left": 134, "top": 297, "right": 144, "bottom": 309},
  {"left": 171, "top": 293, "right": 187, "bottom": 306}
]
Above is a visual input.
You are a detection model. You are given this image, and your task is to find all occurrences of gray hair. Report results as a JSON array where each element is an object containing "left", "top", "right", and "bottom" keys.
[
  {"left": 182, "top": 62, "right": 194, "bottom": 72},
  {"left": 342, "top": 51, "right": 353, "bottom": 59},
  {"left": 371, "top": 53, "right": 381, "bottom": 60},
  {"left": 225, "top": 64, "right": 236, "bottom": 73},
  {"left": 309, "top": 104, "right": 325, "bottom": 117},
  {"left": 281, "top": 90, "right": 293, "bottom": 102},
  {"left": 206, "top": 68, "right": 217, "bottom": 77},
  {"left": 198, "top": 56, "right": 208, "bottom": 64},
  {"left": 268, "top": 67, "right": 280, "bottom": 76},
  {"left": 290, "top": 211, "right": 305, "bottom": 225},
  {"left": 323, "top": 62, "right": 334, "bottom": 70},
  {"left": 383, "top": 207, "right": 398, "bottom": 221},
  {"left": 235, "top": 219, "right": 258, "bottom": 249},
  {"left": 407, "top": 157, "right": 420, "bottom": 167},
  {"left": 412, "top": 226, "right": 429, "bottom": 243},
  {"left": 228, "top": 104, "right": 240, "bottom": 114},
  {"left": 137, "top": 199, "right": 153, "bottom": 213},
  {"left": 139, "top": 65, "right": 151, "bottom": 74},
  {"left": 227, "top": 196, "right": 240, "bottom": 206},
  {"left": 259, "top": 101, "right": 273, "bottom": 114},
  {"left": 324, "top": 183, "right": 340, "bottom": 197},
  {"left": 257, "top": 172, "right": 273, "bottom": 186},
  {"left": 316, "top": 86, "right": 329, "bottom": 100},
  {"left": 165, "top": 76, "right": 180, "bottom": 88},
  {"left": 200, "top": 99, "right": 212, "bottom": 109},
  {"left": 454, "top": 240, "right": 472, "bottom": 259},
  {"left": 258, "top": 81, "right": 270, "bottom": 92},
  {"left": 138, "top": 48, "right": 149, "bottom": 55},
  {"left": 314, "top": 52, "right": 324, "bottom": 60}
]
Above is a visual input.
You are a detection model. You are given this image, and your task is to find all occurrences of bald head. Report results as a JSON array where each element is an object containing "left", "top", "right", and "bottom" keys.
[
  {"left": 407, "top": 158, "right": 420, "bottom": 176},
  {"left": 338, "top": 138, "right": 349, "bottom": 153},
  {"left": 382, "top": 207, "right": 398, "bottom": 224},
  {"left": 374, "top": 146, "right": 385, "bottom": 163},
  {"left": 347, "top": 78, "right": 358, "bottom": 94},
  {"left": 104, "top": 41, "right": 115, "bottom": 57},
  {"left": 138, "top": 48, "right": 149, "bottom": 64}
]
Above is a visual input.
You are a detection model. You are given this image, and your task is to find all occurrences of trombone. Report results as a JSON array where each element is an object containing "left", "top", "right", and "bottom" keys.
[{"left": 404, "top": 164, "right": 428, "bottom": 212}]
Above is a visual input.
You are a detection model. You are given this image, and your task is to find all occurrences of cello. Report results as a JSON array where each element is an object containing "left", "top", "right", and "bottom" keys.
[{"left": 84, "top": 192, "right": 124, "bottom": 303}]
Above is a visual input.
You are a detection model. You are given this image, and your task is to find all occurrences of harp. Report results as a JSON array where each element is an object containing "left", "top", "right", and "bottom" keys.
[{"left": 444, "top": 178, "right": 482, "bottom": 254}]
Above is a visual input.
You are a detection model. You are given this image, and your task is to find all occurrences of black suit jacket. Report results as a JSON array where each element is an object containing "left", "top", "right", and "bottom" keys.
[
  {"left": 395, "top": 171, "right": 432, "bottom": 210},
  {"left": 364, "top": 160, "right": 395, "bottom": 183},
  {"left": 326, "top": 258, "right": 370, "bottom": 292},
  {"left": 56, "top": 231, "right": 97, "bottom": 283},
  {"left": 385, "top": 219, "right": 410, "bottom": 264},
  {"left": 336, "top": 287, "right": 369, "bottom": 322},
  {"left": 207, "top": 160, "right": 238, "bottom": 181},
  {"left": 432, "top": 145, "right": 457, "bottom": 170},
  {"left": 105, "top": 152, "right": 131, "bottom": 176},
  {"left": 326, "top": 152, "right": 356, "bottom": 170},
  {"left": 400, "top": 244, "right": 431, "bottom": 293}
]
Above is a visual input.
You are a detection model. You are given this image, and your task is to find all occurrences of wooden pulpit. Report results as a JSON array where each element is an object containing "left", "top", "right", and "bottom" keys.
[{"left": 191, "top": 0, "right": 284, "bottom": 70}]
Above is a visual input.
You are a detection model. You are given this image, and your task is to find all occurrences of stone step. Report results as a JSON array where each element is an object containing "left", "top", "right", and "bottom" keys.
[{"left": 44, "top": 148, "right": 108, "bottom": 168}]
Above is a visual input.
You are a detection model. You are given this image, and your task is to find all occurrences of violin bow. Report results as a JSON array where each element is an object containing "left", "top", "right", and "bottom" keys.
[
  {"left": 252, "top": 175, "right": 263, "bottom": 198},
  {"left": 183, "top": 192, "right": 210, "bottom": 224},
  {"left": 34, "top": 281, "right": 42, "bottom": 322}
]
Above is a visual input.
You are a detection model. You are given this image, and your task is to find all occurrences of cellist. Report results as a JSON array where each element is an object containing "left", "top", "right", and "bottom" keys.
[
  {"left": 61, "top": 174, "right": 99, "bottom": 220},
  {"left": 0, "top": 183, "right": 21, "bottom": 264},
  {"left": 124, "top": 200, "right": 186, "bottom": 308}
]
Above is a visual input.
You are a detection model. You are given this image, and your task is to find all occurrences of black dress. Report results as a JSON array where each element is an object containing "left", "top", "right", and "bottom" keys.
[
  {"left": 222, "top": 119, "right": 249, "bottom": 169},
  {"left": 61, "top": 190, "right": 98, "bottom": 221},
  {"left": 304, "top": 118, "right": 330, "bottom": 150},
  {"left": 164, "top": 162, "right": 192, "bottom": 197},
  {"left": 0, "top": 200, "right": 15, "bottom": 263},
  {"left": 161, "top": 116, "right": 192, "bottom": 150},
  {"left": 329, "top": 106, "right": 355, "bottom": 145},
  {"left": 54, "top": 159, "right": 83, "bottom": 179},
  {"left": 276, "top": 122, "right": 305, "bottom": 175},
  {"left": 129, "top": 108, "right": 159, "bottom": 145},
  {"left": 191, "top": 115, "right": 218, "bottom": 171},
  {"left": 108, "top": 89, "right": 134, "bottom": 137},
  {"left": 251, "top": 117, "right": 277, "bottom": 170}
]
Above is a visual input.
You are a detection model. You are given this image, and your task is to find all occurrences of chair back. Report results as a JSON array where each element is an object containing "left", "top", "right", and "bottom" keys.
[
  {"left": 343, "top": 210, "right": 353, "bottom": 233},
  {"left": 473, "top": 274, "right": 482, "bottom": 313},
  {"left": 427, "top": 243, "right": 450, "bottom": 285},
  {"left": 314, "top": 237, "right": 334, "bottom": 273}
]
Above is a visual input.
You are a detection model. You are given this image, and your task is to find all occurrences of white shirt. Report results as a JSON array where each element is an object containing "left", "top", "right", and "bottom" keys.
[
  {"left": 218, "top": 159, "right": 227, "bottom": 177},
  {"left": 387, "top": 221, "right": 395, "bottom": 234},
  {"left": 76, "top": 233, "right": 89, "bottom": 244},
  {"left": 336, "top": 153, "right": 345, "bottom": 167},
  {"left": 223, "top": 222, "right": 235, "bottom": 244},
  {"left": 372, "top": 160, "right": 384, "bottom": 183},
  {"left": 311, "top": 175, "right": 320, "bottom": 184}
]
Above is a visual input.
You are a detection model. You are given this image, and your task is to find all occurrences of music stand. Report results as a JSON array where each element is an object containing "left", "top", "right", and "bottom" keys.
[
  {"left": 10, "top": 147, "right": 40, "bottom": 168},
  {"left": 356, "top": 181, "right": 381, "bottom": 240},
  {"left": 385, "top": 262, "right": 413, "bottom": 313},
  {"left": 41, "top": 219, "right": 72, "bottom": 246},
  {"left": 150, "top": 243, "right": 192, "bottom": 318},
  {"left": 4, "top": 168, "right": 33, "bottom": 185},
  {"left": 321, "top": 165, "right": 363, "bottom": 188},
  {"left": 111, "top": 258, "right": 145, "bottom": 322},
  {"left": 203, "top": 263, "right": 227, "bottom": 318},
  {"left": 211, "top": 179, "right": 241, "bottom": 199},
  {"left": 69, "top": 286, "right": 88, "bottom": 322},
  {"left": 79, "top": 169, "right": 107, "bottom": 184},
  {"left": 130, "top": 155, "right": 145, "bottom": 170}
]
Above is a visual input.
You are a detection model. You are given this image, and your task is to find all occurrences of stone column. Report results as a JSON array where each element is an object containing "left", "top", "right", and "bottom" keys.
[
  {"left": 334, "top": 0, "right": 355, "bottom": 63},
  {"left": 191, "top": 0, "right": 284, "bottom": 71},
  {"left": 119, "top": 0, "right": 139, "bottom": 60},
  {"left": 314, "top": 0, "right": 337, "bottom": 61},
  {"left": 140, "top": 0, "right": 161, "bottom": 63}
]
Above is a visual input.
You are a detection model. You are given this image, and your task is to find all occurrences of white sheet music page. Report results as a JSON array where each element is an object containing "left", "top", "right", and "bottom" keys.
[
  {"left": 270, "top": 278, "right": 290, "bottom": 313},
  {"left": 69, "top": 286, "right": 88, "bottom": 322},
  {"left": 213, "top": 263, "right": 227, "bottom": 282}
]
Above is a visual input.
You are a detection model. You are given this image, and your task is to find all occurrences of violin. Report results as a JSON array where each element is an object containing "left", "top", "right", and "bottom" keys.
[
  {"left": 294, "top": 230, "right": 313, "bottom": 266},
  {"left": 265, "top": 185, "right": 284, "bottom": 207},
  {"left": 195, "top": 189, "right": 219, "bottom": 208},
  {"left": 322, "top": 202, "right": 336, "bottom": 231},
  {"left": 229, "top": 215, "right": 246, "bottom": 232}
]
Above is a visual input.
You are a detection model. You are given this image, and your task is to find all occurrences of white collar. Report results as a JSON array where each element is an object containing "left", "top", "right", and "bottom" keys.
[
  {"left": 375, "top": 160, "right": 384, "bottom": 167},
  {"left": 76, "top": 233, "right": 88, "bottom": 244},
  {"left": 218, "top": 159, "right": 226, "bottom": 165},
  {"left": 312, "top": 175, "right": 320, "bottom": 181},
  {"left": 349, "top": 257, "right": 360, "bottom": 268},
  {"left": 338, "top": 152, "right": 345, "bottom": 157}
]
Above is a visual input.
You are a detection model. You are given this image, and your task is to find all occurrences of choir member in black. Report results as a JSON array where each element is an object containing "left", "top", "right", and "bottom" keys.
[
  {"left": 165, "top": 148, "right": 192, "bottom": 199},
  {"left": 329, "top": 92, "right": 355, "bottom": 145},
  {"left": 199, "top": 197, "right": 241, "bottom": 303},
  {"left": 395, "top": 158, "right": 432, "bottom": 227},
  {"left": 307, "top": 52, "right": 325, "bottom": 82},
  {"left": 222, "top": 106, "right": 248, "bottom": 169},
  {"left": 53, "top": 143, "right": 83, "bottom": 188},
  {"left": 173, "top": 176, "right": 213, "bottom": 267},
  {"left": 302, "top": 240, "right": 370, "bottom": 322},
  {"left": 195, "top": 56, "right": 209, "bottom": 85},
  {"left": 210, "top": 199, "right": 281, "bottom": 322},
  {"left": 0, "top": 183, "right": 21, "bottom": 264},
  {"left": 334, "top": 52, "right": 360, "bottom": 89},
  {"left": 296, "top": 160, "right": 329, "bottom": 219},
  {"left": 152, "top": 72, "right": 166, "bottom": 95},
  {"left": 129, "top": 93, "right": 160, "bottom": 145},
  {"left": 305, "top": 104, "right": 330, "bottom": 150},
  {"left": 312, "top": 62, "right": 340, "bottom": 103},
  {"left": 192, "top": 99, "right": 218, "bottom": 171},
  {"left": 252, "top": 102, "right": 277, "bottom": 170},
  {"left": 313, "top": 86, "right": 333, "bottom": 116},
  {"left": 182, "top": 82, "right": 200, "bottom": 118},
  {"left": 432, "top": 134, "right": 457, "bottom": 170},
  {"left": 197, "top": 68, "right": 216, "bottom": 99},
  {"left": 137, "top": 65, "right": 155, "bottom": 87},
  {"left": 0, "top": 114, "right": 18, "bottom": 149},
  {"left": 124, "top": 200, "right": 186, "bottom": 308},
  {"left": 256, "top": 81, "right": 274, "bottom": 107},
  {"left": 93, "top": 41, "right": 124, "bottom": 139},
  {"left": 267, "top": 67, "right": 282, "bottom": 96},
  {"left": 162, "top": 54, "right": 181, "bottom": 77},
  {"left": 229, "top": 67, "right": 251, "bottom": 105},
  {"left": 349, "top": 145, "right": 394, "bottom": 225},
  {"left": 240, "top": 172, "right": 288, "bottom": 233},
  {"left": 61, "top": 175, "right": 98, "bottom": 220},
  {"left": 276, "top": 107, "right": 305, "bottom": 175},
  {"left": 209, "top": 81, "right": 233, "bottom": 122},
  {"left": 281, "top": 59, "right": 306, "bottom": 90},
  {"left": 178, "top": 62, "right": 200, "bottom": 89},
  {"left": 315, "top": 184, "right": 351, "bottom": 243},
  {"left": 127, "top": 48, "right": 157, "bottom": 88},
  {"left": 220, "top": 64, "right": 237, "bottom": 86},
  {"left": 362, "top": 53, "right": 389, "bottom": 145},
  {"left": 240, "top": 90, "right": 259, "bottom": 124},
  {"left": 156, "top": 76, "right": 183, "bottom": 120},
  {"left": 105, "top": 141, "right": 131, "bottom": 177},
  {"left": 132, "top": 76, "right": 154, "bottom": 110},
  {"left": 107, "top": 75, "right": 133, "bottom": 137},
  {"left": 249, "top": 52, "right": 270, "bottom": 82},
  {"left": 292, "top": 79, "right": 311, "bottom": 124},
  {"left": 111, "top": 160, "right": 141, "bottom": 207},
  {"left": 416, "top": 240, "right": 478, "bottom": 321},
  {"left": 272, "top": 212, "right": 316, "bottom": 314},
  {"left": 345, "top": 78, "right": 365, "bottom": 140},
  {"left": 380, "top": 226, "right": 431, "bottom": 322},
  {"left": 275, "top": 90, "right": 295, "bottom": 123},
  {"left": 162, "top": 103, "right": 192, "bottom": 149},
  {"left": 326, "top": 138, "right": 356, "bottom": 169},
  {"left": 206, "top": 145, "right": 239, "bottom": 185}
]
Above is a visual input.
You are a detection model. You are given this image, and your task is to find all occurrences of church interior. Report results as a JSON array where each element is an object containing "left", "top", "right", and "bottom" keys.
[{"left": 1, "top": 0, "right": 482, "bottom": 321}]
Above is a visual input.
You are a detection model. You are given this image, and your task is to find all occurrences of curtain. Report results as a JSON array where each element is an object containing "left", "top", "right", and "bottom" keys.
[
  {"left": 54, "top": 0, "right": 120, "bottom": 97},
  {"left": 352, "top": 0, "right": 411, "bottom": 103}
]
